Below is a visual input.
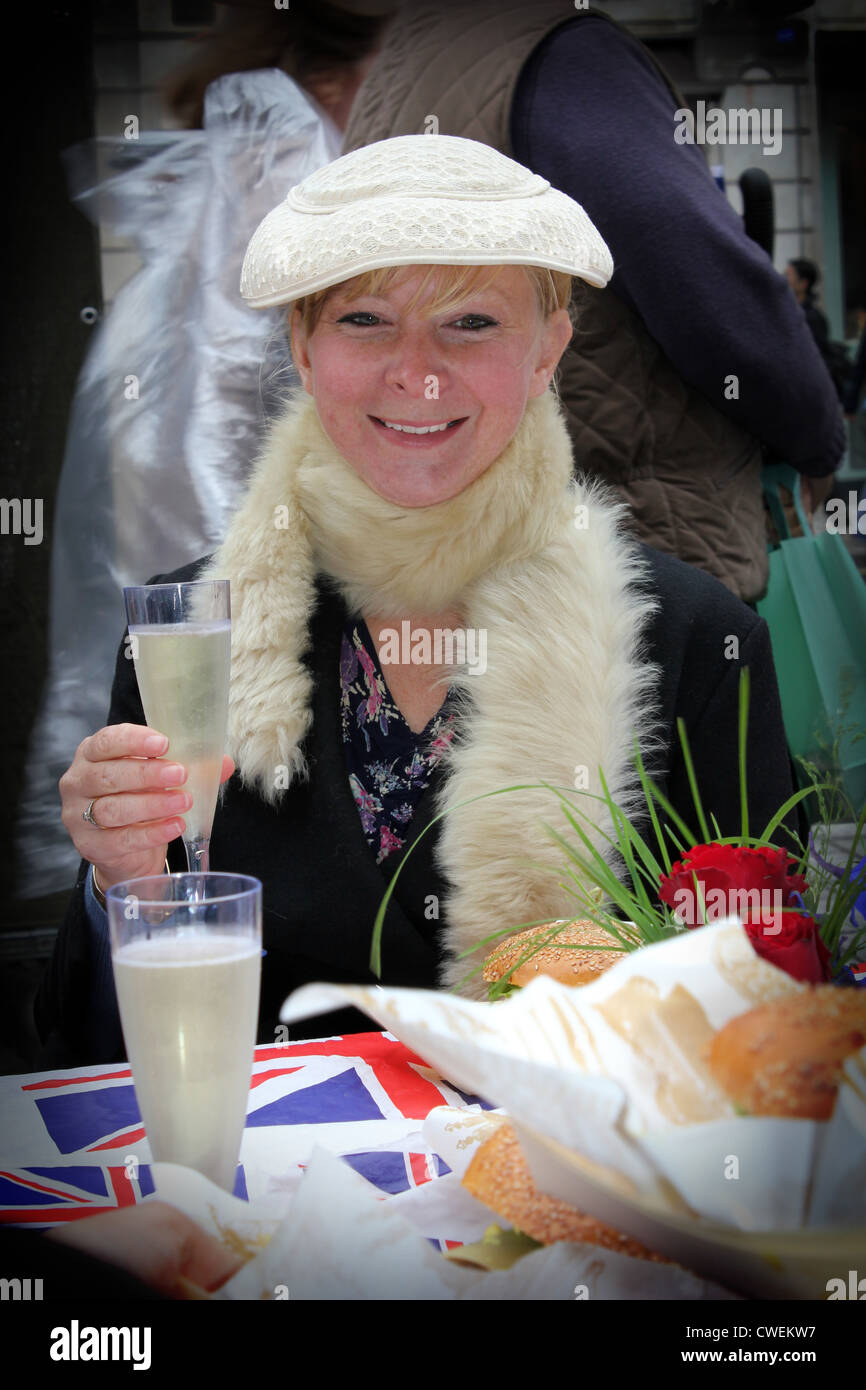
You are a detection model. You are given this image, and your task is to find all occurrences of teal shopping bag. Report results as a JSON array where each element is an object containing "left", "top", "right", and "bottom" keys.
[{"left": 759, "top": 465, "right": 866, "bottom": 810}]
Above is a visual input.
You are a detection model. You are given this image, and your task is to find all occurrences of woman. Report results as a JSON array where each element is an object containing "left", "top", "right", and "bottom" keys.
[{"left": 40, "top": 136, "right": 798, "bottom": 1063}]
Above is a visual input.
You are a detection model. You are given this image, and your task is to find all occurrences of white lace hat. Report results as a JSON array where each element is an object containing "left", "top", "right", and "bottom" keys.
[{"left": 240, "top": 134, "right": 613, "bottom": 308}]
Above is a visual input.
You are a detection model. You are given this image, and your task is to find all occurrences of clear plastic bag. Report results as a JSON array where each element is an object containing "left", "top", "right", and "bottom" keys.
[{"left": 16, "top": 69, "right": 341, "bottom": 896}]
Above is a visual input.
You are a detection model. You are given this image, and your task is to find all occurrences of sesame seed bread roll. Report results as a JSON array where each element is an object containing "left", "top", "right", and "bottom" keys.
[
  {"left": 482, "top": 919, "right": 624, "bottom": 989},
  {"left": 705, "top": 986, "right": 866, "bottom": 1120},
  {"left": 462, "top": 1122, "right": 669, "bottom": 1261}
]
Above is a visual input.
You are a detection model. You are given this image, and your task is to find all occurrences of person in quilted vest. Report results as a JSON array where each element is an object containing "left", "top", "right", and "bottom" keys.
[{"left": 342, "top": 0, "right": 844, "bottom": 604}]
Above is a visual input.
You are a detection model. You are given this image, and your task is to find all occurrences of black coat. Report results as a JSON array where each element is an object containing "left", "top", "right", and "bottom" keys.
[{"left": 35, "top": 545, "right": 801, "bottom": 1067}]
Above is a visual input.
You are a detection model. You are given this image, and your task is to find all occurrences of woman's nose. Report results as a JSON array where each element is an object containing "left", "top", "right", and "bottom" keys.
[{"left": 383, "top": 333, "right": 445, "bottom": 396}]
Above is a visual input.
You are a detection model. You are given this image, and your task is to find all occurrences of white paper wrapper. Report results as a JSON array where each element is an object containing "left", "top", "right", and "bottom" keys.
[
  {"left": 278, "top": 919, "right": 866, "bottom": 1295},
  {"left": 150, "top": 1153, "right": 734, "bottom": 1300},
  {"left": 149, "top": 1163, "right": 289, "bottom": 1240}
]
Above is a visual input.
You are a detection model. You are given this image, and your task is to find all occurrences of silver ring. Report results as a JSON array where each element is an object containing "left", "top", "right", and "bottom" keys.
[{"left": 82, "top": 798, "right": 102, "bottom": 828}]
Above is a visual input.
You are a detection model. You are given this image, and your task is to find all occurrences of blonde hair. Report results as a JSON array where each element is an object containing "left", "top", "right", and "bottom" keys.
[{"left": 290, "top": 263, "right": 575, "bottom": 337}]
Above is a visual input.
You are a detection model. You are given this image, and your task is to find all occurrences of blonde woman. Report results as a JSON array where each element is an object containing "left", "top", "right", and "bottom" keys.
[{"left": 43, "top": 137, "right": 798, "bottom": 1063}]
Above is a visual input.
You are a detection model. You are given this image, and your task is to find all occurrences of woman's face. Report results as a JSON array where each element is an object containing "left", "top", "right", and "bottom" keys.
[{"left": 291, "top": 266, "right": 572, "bottom": 508}]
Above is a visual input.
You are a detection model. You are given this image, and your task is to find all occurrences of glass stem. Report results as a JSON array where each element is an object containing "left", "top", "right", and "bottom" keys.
[{"left": 184, "top": 836, "right": 210, "bottom": 876}]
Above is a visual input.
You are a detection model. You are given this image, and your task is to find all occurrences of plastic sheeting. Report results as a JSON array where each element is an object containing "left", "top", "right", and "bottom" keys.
[{"left": 16, "top": 70, "right": 341, "bottom": 897}]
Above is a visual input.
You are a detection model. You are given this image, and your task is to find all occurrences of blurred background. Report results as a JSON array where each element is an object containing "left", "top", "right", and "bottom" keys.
[{"left": 1, "top": 0, "right": 864, "bottom": 1072}]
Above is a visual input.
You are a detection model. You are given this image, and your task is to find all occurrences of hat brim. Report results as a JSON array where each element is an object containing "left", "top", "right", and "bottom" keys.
[{"left": 240, "top": 188, "right": 613, "bottom": 307}]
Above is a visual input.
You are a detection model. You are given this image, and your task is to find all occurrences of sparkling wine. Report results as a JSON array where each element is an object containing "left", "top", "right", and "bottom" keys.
[
  {"left": 113, "top": 932, "right": 260, "bottom": 1188},
  {"left": 129, "top": 622, "right": 231, "bottom": 844}
]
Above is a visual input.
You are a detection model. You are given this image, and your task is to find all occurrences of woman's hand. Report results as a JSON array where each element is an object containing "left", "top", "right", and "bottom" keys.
[
  {"left": 59, "top": 723, "right": 235, "bottom": 892},
  {"left": 47, "top": 1201, "right": 245, "bottom": 1297}
]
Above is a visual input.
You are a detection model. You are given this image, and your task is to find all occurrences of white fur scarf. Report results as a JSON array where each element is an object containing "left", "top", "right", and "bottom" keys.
[{"left": 201, "top": 390, "right": 661, "bottom": 996}]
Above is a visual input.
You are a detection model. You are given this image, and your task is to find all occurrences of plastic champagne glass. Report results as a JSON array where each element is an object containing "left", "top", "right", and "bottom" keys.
[
  {"left": 107, "top": 873, "right": 262, "bottom": 1192},
  {"left": 123, "top": 579, "right": 230, "bottom": 876}
]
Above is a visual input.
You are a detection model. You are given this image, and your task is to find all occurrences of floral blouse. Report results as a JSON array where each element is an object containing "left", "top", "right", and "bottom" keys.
[{"left": 340, "top": 618, "right": 457, "bottom": 865}]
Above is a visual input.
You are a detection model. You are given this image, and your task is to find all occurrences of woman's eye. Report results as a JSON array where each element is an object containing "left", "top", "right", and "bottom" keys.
[
  {"left": 334, "top": 311, "right": 497, "bottom": 330},
  {"left": 451, "top": 314, "right": 497, "bottom": 331}
]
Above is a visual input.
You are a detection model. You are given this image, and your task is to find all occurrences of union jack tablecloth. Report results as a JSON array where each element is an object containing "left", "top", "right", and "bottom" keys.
[{"left": 0, "top": 1032, "right": 491, "bottom": 1231}]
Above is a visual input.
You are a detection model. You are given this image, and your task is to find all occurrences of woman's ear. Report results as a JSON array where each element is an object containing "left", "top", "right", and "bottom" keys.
[
  {"left": 290, "top": 309, "right": 314, "bottom": 395},
  {"left": 528, "top": 307, "right": 573, "bottom": 397}
]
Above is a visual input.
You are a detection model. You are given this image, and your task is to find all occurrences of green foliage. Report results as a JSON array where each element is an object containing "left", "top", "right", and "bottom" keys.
[{"left": 371, "top": 670, "right": 865, "bottom": 990}]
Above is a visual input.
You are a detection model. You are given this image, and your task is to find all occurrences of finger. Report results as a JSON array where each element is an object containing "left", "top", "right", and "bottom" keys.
[
  {"left": 143, "top": 1204, "right": 245, "bottom": 1294},
  {"left": 81, "top": 723, "right": 170, "bottom": 763},
  {"left": 78, "top": 817, "right": 186, "bottom": 858},
  {"left": 84, "top": 789, "right": 192, "bottom": 832},
  {"left": 177, "top": 1228, "right": 247, "bottom": 1293},
  {"left": 79, "top": 758, "right": 189, "bottom": 800},
  {"left": 47, "top": 1203, "right": 244, "bottom": 1297},
  {"left": 219, "top": 755, "right": 235, "bottom": 785}
]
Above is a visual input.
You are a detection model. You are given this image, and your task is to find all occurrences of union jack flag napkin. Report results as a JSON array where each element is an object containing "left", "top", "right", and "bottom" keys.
[{"left": 0, "top": 1032, "right": 491, "bottom": 1230}]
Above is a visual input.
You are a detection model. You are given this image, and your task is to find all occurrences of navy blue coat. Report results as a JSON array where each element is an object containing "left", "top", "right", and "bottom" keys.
[{"left": 35, "top": 544, "right": 801, "bottom": 1067}]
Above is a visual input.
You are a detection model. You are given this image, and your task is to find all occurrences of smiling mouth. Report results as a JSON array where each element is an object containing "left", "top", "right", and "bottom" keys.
[{"left": 371, "top": 416, "right": 466, "bottom": 435}]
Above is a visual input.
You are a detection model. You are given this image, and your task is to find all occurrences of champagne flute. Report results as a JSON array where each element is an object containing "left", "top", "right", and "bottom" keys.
[
  {"left": 123, "top": 579, "right": 230, "bottom": 877},
  {"left": 107, "top": 872, "right": 261, "bottom": 1192}
]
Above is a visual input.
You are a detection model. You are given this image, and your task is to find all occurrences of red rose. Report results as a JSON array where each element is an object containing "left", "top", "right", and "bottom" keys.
[
  {"left": 658, "top": 842, "right": 829, "bottom": 984},
  {"left": 743, "top": 909, "right": 831, "bottom": 984}
]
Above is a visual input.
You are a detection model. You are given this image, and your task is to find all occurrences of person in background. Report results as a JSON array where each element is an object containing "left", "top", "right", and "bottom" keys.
[
  {"left": 163, "top": 0, "right": 393, "bottom": 134},
  {"left": 842, "top": 297, "right": 866, "bottom": 421},
  {"left": 342, "top": 0, "right": 845, "bottom": 604},
  {"left": 785, "top": 256, "right": 853, "bottom": 407},
  {"left": 786, "top": 257, "right": 831, "bottom": 353}
]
